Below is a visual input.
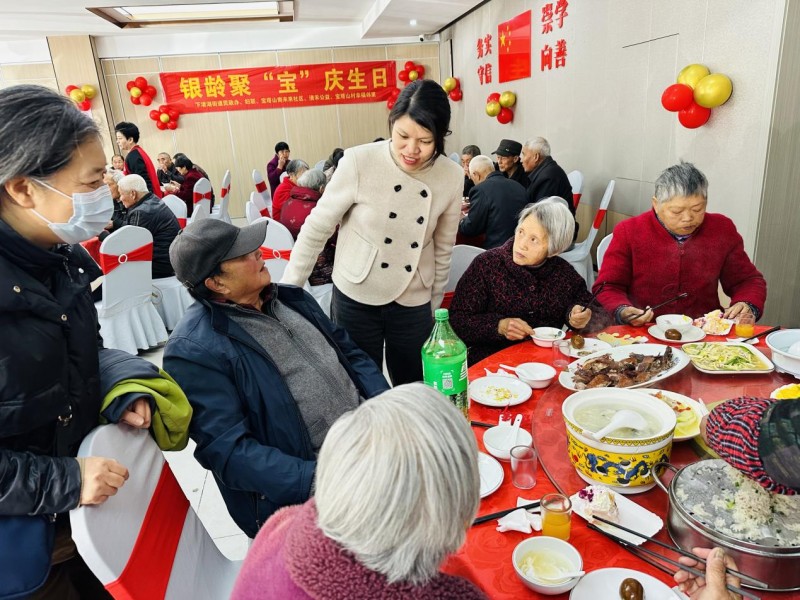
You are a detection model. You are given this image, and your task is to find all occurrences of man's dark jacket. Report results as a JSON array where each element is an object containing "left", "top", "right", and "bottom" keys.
[{"left": 459, "top": 171, "right": 529, "bottom": 249}]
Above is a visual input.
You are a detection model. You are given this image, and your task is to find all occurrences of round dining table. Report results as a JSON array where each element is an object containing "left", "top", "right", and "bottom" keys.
[{"left": 441, "top": 324, "right": 798, "bottom": 599}]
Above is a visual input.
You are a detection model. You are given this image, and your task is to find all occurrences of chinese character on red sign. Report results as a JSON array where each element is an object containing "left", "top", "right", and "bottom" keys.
[
  {"left": 477, "top": 37, "right": 484, "bottom": 59},
  {"left": 555, "top": 0, "right": 568, "bottom": 28},
  {"left": 483, "top": 34, "right": 493, "bottom": 55},
  {"left": 555, "top": 39, "right": 567, "bottom": 68},
  {"left": 541, "top": 3, "right": 554, "bottom": 34},
  {"left": 541, "top": 45, "right": 553, "bottom": 71}
]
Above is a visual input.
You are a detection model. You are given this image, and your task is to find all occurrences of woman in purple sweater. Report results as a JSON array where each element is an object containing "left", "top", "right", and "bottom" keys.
[
  {"left": 230, "top": 383, "right": 486, "bottom": 600},
  {"left": 450, "top": 198, "right": 608, "bottom": 364}
]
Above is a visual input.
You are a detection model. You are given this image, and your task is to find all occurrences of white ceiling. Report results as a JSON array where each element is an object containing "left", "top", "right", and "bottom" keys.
[{"left": 0, "top": 0, "right": 482, "bottom": 42}]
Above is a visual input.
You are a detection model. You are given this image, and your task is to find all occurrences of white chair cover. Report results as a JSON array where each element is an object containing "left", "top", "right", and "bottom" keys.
[
  {"left": 596, "top": 233, "right": 614, "bottom": 272},
  {"left": 162, "top": 194, "right": 187, "bottom": 229},
  {"left": 251, "top": 169, "right": 272, "bottom": 216},
  {"left": 245, "top": 199, "right": 261, "bottom": 224},
  {"left": 442, "top": 245, "right": 485, "bottom": 308},
  {"left": 192, "top": 177, "right": 212, "bottom": 220},
  {"left": 191, "top": 203, "right": 210, "bottom": 223},
  {"left": 263, "top": 217, "right": 295, "bottom": 253},
  {"left": 313, "top": 159, "right": 326, "bottom": 171},
  {"left": 309, "top": 283, "right": 333, "bottom": 317},
  {"left": 567, "top": 170, "right": 584, "bottom": 208},
  {"left": 71, "top": 425, "right": 241, "bottom": 600},
  {"left": 560, "top": 179, "right": 615, "bottom": 288},
  {"left": 211, "top": 170, "right": 232, "bottom": 224},
  {"left": 94, "top": 226, "right": 168, "bottom": 355},
  {"left": 152, "top": 276, "right": 195, "bottom": 330}
]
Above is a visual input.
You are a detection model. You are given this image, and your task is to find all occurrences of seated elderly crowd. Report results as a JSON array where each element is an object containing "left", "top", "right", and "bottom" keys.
[{"left": 2, "top": 84, "right": 790, "bottom": 600}]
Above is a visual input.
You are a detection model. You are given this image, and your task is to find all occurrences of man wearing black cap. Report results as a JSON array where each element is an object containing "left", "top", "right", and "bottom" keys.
[
  {"left": 163, "top": 219, "right": 389, "bottom": 538},
  {"left": 492, "top": 138, "right": 529, "bottom": 189}
]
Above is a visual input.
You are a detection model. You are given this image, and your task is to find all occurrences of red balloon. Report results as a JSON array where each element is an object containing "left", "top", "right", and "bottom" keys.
[
  {"left": 65, "top": 85, "right": 78, "bottom": 94},
  {"left": 168, "top": 110, "right": 179, "bottom": 120},
  {"left": 452, "top": 78, "right": 460, "bottom": 89},
  {"left": 496, "top": 107, "right": 513, "bottom": 124},
  {"left": 398, "top": 70, "right": 409, "bottom": 82},
  {"left": 678, "top": 101, "right": 711, "bottom": 129},
  {"left": 126, "top": 80, "right": 136, "bottom": 91},
  {"left": 149, "top": 110, "right": 160, "bottom": 120},
  {"left": 167, "top": 120, "right": 178, "bottom": 130},
  {"left": 78, "top": 100, "right": 91, "bottom": 111},
  {"left": 487, "top": 92, "right": 501, "bottom": 104},
  {"left": 387, "top": 98, "right": 395, "bottom": 109},
  {"left": 145, "top": 85, "right": 157, "bottom": 98},
  {"left": 390, "top": 87, "right": 401, "bottom": 98},
  {"left": 448, "top": 89, "right": 463, "bottom": 102},
  {"left": 661, "top": 83, "right": 693, "bottom": 112},
  {"left": 416, "top": 65, "right": 425, "bottom": 78},
  {"left": 158, "top": 105, "right": 168, "bottom": 113},
  {"left": 140, "top": 94, "right": 152, "bottom": 106},
  {"left": 135, "top": 76, "right": 147, "bottom": 89},
  {"left": 156, "top": 120, "right": 167, "bottom": 130},
  {"left": 131, "top": 95, "right": 141, "bottom": 105},
  {"left": 404, "top": 60, "right": 415, "bottom": 71}
]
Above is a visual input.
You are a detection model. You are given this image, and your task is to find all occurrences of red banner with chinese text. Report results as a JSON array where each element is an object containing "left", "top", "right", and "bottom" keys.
[
  {"left": 498, "top": 10, "right": 532, "bottom": 83},
  {"left": 159, "top": 61, "right": 397, "bottom": 113}
]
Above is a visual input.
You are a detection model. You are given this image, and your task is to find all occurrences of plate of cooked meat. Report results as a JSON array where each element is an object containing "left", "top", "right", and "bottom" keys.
[{"left": 558, "top": 344, "right": 690, "bottom": 391}]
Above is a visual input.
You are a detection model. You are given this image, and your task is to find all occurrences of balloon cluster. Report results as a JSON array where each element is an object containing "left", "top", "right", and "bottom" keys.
[
  {"left": 126, "top": 76, "right": 158, "bottom": 106},
  {"left": 443, "top": 77, "right": 462, "bottom": 102},
  {"left": 485, "top": 91, "right": 516, "bottom": 124},
  {"left": 148, "top": 105, "right": 180, "bottom": 130},
  {"left": 386, "top": 87, "right": 401, "bottom": 109},
  {"left": 398, "top": 61, "right": 425, "bottom": 86},
  {"left": 661, "top": 64, "right": 732, "bottom": 129},
  {"left": 65, "top": 84, "right": 96, "bottom": 111}
]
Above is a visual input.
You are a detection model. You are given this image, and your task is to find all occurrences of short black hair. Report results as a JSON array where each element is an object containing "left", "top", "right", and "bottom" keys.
[
  {"left": 462, "top": 145, "right": 481, "bottom": 157},
  {"left": 173, "top": 155, "right": 193, "bottom": 170},
  {"left": 388, "top": 79, "right": 451, "bottom": 165},
  {"left": 275, "top": 141, "right": 289, "bottom": 153},
  {"left": 186, "top": 262, "right": 223, "bottom": 301},
  {"left": 115, "top": 121, "right": 140, "bottom": 143}
]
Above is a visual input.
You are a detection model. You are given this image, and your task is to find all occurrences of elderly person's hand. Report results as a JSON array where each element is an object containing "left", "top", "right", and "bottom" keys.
[
  {"left": 568, "top": 305, "right": 591, "bottom": 329},
  {"left": 619, "top": 306, "right": 654, "bottom": 326},
  {"left": 723, "top": 302, "right": 751, "bottom": 320},
  {"left": 80, "top": 457, "right": 129, "bottom": 506},
  {"left": 673, "top": 547, "right": 741, "bottom": 599},
  {"left": 120, "top": 397, "right": 152, "bottom": 429},
  {"left": 498, "top": 317, "right": 534, "bottom": 340}
]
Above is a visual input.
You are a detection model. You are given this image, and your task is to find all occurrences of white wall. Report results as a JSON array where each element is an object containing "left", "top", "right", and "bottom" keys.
[{"left": 442, "top": 0, "right": 785, "bottom": 252}]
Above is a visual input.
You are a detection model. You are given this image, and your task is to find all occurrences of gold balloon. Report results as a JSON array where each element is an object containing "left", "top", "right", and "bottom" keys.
[
  {"left": 499, "top": 91, "right": 516, "bottom": 108},
  {"left": 677, "top": 64, "right": 710, "bottom": 89},
  {"left": 693, "top": 73, "right": 732, "bottom": 108},
  {"left": 485, "top": 101, "right": 501, "bottom": 117},
  {"left": 443, "top": 77, "right": 457, "bottom": 92},
  {"left": 130, "top": 86, "right": 142, "bottom": 98},
  {"left": 81, "top": 84, "right": 96, "bottom": 100},
  {"left": 69, "top": 88, "right": 85, "bottom": 102},
  {"left": 407, "top": 70, "right": 419, "bottom": 81},
  {"left": 159, "top": 113, "right": 170, "bottom": 123}
]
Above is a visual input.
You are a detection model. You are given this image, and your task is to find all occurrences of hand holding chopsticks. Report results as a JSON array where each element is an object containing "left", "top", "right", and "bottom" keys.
[
  {"left": 472, "top": 501, "right": 540, "bottom": 526},
  {"left": 624, "top": 292, "right": 689, "bottom": 324}
]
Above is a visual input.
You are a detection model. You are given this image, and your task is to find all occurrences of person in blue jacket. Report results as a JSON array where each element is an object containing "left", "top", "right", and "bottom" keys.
[{"left": 164, "top": 218, "right": 389, "bottom": 538}]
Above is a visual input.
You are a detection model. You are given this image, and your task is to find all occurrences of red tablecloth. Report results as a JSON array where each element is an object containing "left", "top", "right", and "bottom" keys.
[{"left": 442, "top": 325, "right": 798, "bottom": 599}]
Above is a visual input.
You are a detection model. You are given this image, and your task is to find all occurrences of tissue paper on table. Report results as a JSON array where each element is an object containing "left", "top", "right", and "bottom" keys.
[
  {"left": 496, "top": 508, "right": 542, "bottom": 534},
  {"left": 484, "top": 368, "right": 516, "bottom": 378}
]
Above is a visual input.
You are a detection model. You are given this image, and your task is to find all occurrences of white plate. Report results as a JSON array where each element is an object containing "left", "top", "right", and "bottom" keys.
[
  {"left": 648, "top": 324, "right": 706, "bottom": 344},
  {"left": 478, "top": 452, "right": 503, "bottom": 498},
  {"left": 641, "top": 389, "right": 707, "bottom": 441},
  {"left": 570, "top": 568, "right": 676, "bottom": 600},
  {"left": 568, "top": 337, "right": 613, "bottom": 358},
  {"left": 470, "top": 376, "right": 532, "bottom": 407},
  {"left": 558, "top": 343, "right": 691, "bottom": 391},
  {"left": 681, "top": 342, "right": 775, "bottom": 374},
  {"left": 570, "top": 486, "right": 663, "bottom": 545}
]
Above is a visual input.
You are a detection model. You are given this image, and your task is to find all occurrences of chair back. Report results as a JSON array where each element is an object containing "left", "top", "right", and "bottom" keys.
[
  {"left": 71, "top": 425, "right": 241, "bottom": 600},
  {"left": 596, "top": 233, "right": 614, "bottom": 272},
  {"left": 245, "top": 199, "right": 261, "bottom": 224},
  {"left": 583, "top": 179, "right": 615, "bottom": 249},
  {"left": 251, "top": 169, "right": 272, "bottom": 215},
  {"left": 262, "top": 217, "right": 295, "bottom": 256},
  {"left": 442, "top": 245, "right": 485, "bottom": 308},
  {"left": 191, "top": 203, "right": 210, "bottom": 223},
  {"left": 192, "top": 177, "right": 212, "bottom": 216},
  {"left": 212, "top": 169, "right": 232, "bottom": 224},
  {"left": 314, "top": 159, "right": 326, "bottom": 171},
  {"left": 162, "top": 194, "right": 187, "bottom": 228},
  {"left": 568, "top": 170, "right": 584, "bottom": 208},
  {"left": 98, "top": 226, "right": 154, "bottom": 309}
]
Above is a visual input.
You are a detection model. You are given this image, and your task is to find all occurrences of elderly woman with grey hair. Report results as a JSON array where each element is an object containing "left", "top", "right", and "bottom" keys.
[
  {"left": 593, "top": 161, "right": 766, "bottom": 325},
  {"left": 450, "top": 198, "right": 606, "bottom": 364},
  {"left": 272, "top": 158, "right": 309, "bottom": 220},
  {"left": 230, "top": 383, "right": 486, "bottom": 599}
]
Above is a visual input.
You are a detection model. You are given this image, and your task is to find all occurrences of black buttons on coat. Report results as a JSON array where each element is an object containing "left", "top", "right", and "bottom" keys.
[
  {"left": 417, "top": 216, "right": 424, "bottom": 224},
  {"left": 394, "top": 185, "right": 402, "bottom": 192},
  {"left": 410, "top": 242, "right": 418, "bottom": 249},
  {"left": 420, "top": 190, "right": 428, "bottom": 198},
  {"left": 389, "top": 212, "right": 397, "bottom": 218},
  {"left": 405, "top": 265, "right": 412, "bottom": 272},
  {"left": 384, "top": 238, "right": 392, "bottom": 244},
  {"left": 381, "top": 263, "right": 389, "bottom": 268}
]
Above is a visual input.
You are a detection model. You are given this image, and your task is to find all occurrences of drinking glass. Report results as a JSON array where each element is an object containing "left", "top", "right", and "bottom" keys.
[
  {"left": 552, "top": 339, "right": 571, "bottom": 370},
  {"left": 510, "top": 445, "right": 537, "bottom": 489},
  {"left": 541, "top": 493, "right": 572, "bottom": 540},
  {"left": 735, "top": 313, "right": 755, "bottom": 338}
]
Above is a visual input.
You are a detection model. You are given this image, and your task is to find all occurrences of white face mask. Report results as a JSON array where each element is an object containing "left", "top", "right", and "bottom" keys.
[{"left": 32, "top": 180, "right": 114, "bottom": 245}]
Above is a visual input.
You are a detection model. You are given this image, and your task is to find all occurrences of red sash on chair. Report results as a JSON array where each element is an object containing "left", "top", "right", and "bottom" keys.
[
  {"left": 261, "top": 246, "right": 291, "bottom": 260},
  {"left": 441, "top": 291, "right": 455, "bottom": 309},
  {"left": 259, "top": 207, "right": 271, "bottom": 218},
  {"left": 573, "top": 192, "right": 582, "bottom": 209},
  {"left": 221, "top": 186, "right": 229, "bottom": 199},
  {"left": 176, "top": 218, "right": 187, "bottom": 229},
  {"left": 592, "top": 208, "right": 608, "bottom": 230},
  {"left": 193, "top": 191, "right": 213, "bottom": 205},
  {"left": 254, "top": 180, "right": 268, "bottom": 195},
  {"left": 99, "top": 242, "right": 153, "bottom": 274}
]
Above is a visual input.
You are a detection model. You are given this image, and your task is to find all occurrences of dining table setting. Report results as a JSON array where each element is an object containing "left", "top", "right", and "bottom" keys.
[{"left": 441, "top": 321, "right": 800, "bottom": 600}]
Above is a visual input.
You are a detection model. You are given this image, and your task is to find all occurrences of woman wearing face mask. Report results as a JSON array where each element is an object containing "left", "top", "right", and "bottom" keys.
[
  {"left": 0, "top": 85, "right": 154, "bottom": 599},
  {"left": 282, "top": 80, "right": 464, "bottom": 385}
]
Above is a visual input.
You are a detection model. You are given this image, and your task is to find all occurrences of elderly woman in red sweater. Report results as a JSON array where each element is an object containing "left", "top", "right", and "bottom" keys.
[
  {"left": 450, "top": 198, "right": 608, "bottom": 364},
  {"left": 593, "top": 162, "right": 767, "bottom": 326}
]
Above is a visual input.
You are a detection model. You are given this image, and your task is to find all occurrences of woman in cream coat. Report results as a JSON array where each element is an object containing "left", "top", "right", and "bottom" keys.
[{"left": 282, "top": 80, "right": 463, "bottom": 384}]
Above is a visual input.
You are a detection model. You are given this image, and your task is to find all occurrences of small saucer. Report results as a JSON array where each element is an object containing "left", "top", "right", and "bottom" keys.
[{"left": 648, "top": 324, "right": 705, "bottom": 343}]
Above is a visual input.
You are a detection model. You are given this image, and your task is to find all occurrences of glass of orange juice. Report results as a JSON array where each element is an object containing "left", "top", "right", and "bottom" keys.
[
  {"left": 541, "top": 493, "right": 572, "bottom": 540},
  {"left": 735, "top": 313, "right": 755, "bottom": 338}
]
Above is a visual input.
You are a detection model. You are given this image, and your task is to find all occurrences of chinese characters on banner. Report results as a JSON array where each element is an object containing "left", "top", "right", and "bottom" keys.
[
  {"left": 540, "top": 0, "right": 569, "bottom": 71},
  {"left": 498, "top": 10, "right": 532, "bottom": 83},
  {"left": 159, "top": 61, "right": 397, "bottom": 113},
  {"left": 475, "top": 33, "right": 494, "bottom": 85}
]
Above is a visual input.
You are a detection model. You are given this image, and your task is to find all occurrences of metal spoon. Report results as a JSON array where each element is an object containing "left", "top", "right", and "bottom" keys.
[{"left": 585, "top": 409, "right": 648, "bottom": 441}]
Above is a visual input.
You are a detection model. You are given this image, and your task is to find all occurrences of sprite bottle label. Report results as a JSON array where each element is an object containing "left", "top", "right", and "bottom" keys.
[{"left": 421, "top": 309, "right": 470, "bottom": 419}]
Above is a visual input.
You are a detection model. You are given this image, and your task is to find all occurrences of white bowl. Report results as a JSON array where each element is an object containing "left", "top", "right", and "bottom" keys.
[
  {"left": 531, "top": 327, "right": 566, "bottom": 347},
  {"left": 766, "top": 329, "right": 800, "bottom": 378},
  {"left": 656, "top": 314, "right": 693, "bottom": 334},
  {"left": 483, "top": 425, "right": 534, "bottom": 460},
  {"left": 512, "top": 536, "right": 583, "bottom": 595},
  {"left": 515, "top": 362, "right": 557, "bottom": 388}
]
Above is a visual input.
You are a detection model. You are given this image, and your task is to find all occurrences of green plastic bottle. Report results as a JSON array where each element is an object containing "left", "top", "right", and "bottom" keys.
[{"left": 421, "top": 308, "right": 469, "bottom": 419}]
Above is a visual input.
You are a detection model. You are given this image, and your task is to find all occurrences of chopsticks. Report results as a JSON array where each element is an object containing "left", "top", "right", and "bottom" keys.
[
  {"left": 592, "top": 516, "right": 767, "bottom": 589},
  {"left": 472, "top": 501, "right": 540, "bottom": 526},
  {"left": 470, "top": 420, "right": 494, "bottom": 428},
  {"left": 581, "top": 281, "right": 606, "bottom": 309},
  {"left": 740, "top": 325, "right": 780, "bottom": 344},
  {"left": 626, "top": 292, "right": 689, "bottom": 323}
]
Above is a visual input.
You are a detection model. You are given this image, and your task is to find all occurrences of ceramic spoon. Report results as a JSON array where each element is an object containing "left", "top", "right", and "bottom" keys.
[
  {"left": 585, "top": 409, "right": 647, "bottom": 441},
  {"left": 505, "top": 414, "right": 523, "bottom": 447},
  {"left": 534, "top": 570, "right": 586, "bottom": 580}
]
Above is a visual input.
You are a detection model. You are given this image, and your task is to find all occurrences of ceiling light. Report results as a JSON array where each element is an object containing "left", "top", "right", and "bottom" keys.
[
  {"left": 409, "top": 19, "right": 418, "bottom": 27},
  {"left": 89, "top": 1, "right": 293, "bottom": 28}
]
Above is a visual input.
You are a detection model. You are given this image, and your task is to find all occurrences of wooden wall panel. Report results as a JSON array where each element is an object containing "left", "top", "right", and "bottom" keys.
[{"left": 1, "top": 63, "right": 56, "bottom": 80}]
